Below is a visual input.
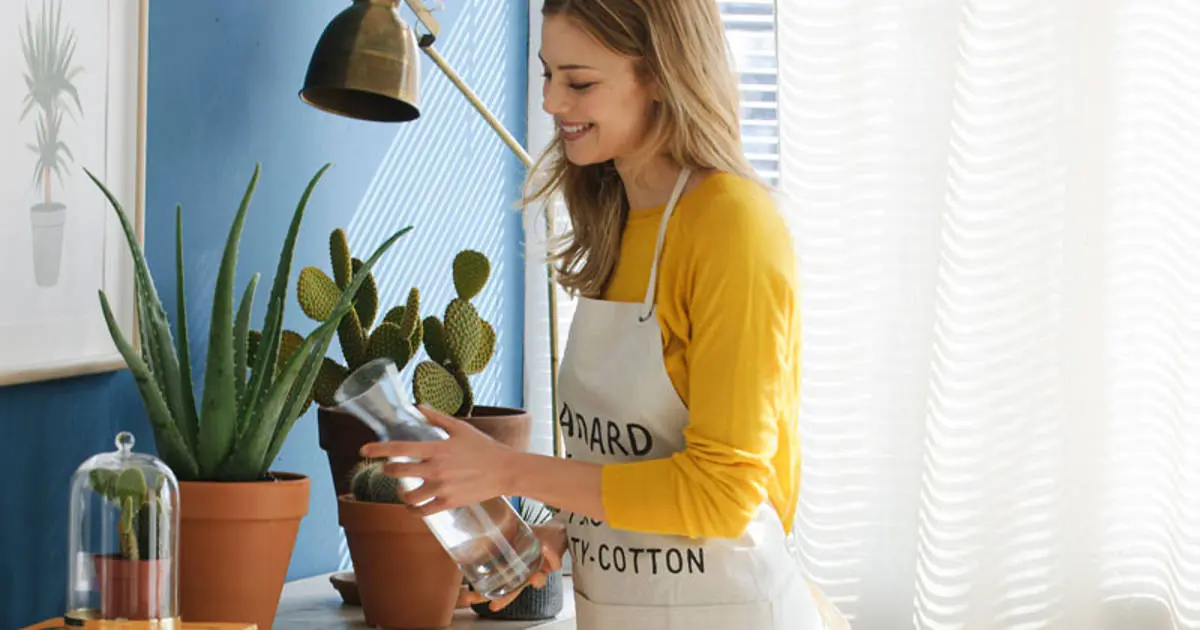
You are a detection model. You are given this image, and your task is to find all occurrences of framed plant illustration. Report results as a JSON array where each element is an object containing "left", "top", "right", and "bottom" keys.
[{"left": 0, "top": 0, "right": 147, "bottom": 385}]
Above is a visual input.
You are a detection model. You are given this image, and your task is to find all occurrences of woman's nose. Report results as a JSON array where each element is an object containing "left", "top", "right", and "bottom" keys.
[{"left": 542, "top": 83, "right": 569, "bottom": 117}]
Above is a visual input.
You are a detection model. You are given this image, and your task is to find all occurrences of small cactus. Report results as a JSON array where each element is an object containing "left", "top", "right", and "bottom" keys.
[
  {"left": 251, "top": 228, "right": 423, "bottom": 408},
  {"left": 89, "top": 468, "right": 168, "bottom": 560},
  {"left": 412, "top": 250, "right": 496, "bottom": 417},
  {"left": 349, "top": 459, "right": 405, "bottom": 504}
]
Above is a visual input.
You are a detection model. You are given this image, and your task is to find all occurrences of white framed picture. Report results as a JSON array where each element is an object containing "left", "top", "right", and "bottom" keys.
[{"left": 0, "top": 0, "right": 147, "bottom": 385}]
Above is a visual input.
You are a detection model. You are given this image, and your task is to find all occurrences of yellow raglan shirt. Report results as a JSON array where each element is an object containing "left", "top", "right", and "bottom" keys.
[{"left": 598, "top": 171, "right": 802, "bottom": 540}]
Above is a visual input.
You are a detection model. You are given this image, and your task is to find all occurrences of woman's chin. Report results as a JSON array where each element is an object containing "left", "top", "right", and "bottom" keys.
[{"left": 562, "top": 144, "right": 612, "bottom": 167}]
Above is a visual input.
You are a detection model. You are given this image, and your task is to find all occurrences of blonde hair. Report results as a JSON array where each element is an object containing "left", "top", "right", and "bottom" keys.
[{"left": 523, "top": 0, "right": 759, "bottom": 298}]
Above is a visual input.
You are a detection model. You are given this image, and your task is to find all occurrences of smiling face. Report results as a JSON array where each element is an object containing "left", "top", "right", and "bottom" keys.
[{"left": 539, "top": 14, "right": 659, "bottom": 167}]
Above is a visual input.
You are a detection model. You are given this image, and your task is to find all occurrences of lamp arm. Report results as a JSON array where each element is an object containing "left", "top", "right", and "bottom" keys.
[
  {"left": 419, "top": 45, "right": 533, "bottom": 169},
  {"left": 415, "top": 33, "right": 564, "bottom": 459}
]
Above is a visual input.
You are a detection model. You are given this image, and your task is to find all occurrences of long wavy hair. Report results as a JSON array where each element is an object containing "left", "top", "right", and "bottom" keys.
[{"left": 523, "top": 0, "right": 760, "bottom": 298}]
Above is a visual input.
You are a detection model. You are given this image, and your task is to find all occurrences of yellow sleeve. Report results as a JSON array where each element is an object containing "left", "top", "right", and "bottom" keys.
[{"left": 600, "top": 186, "right": 798, "bottom": 539}]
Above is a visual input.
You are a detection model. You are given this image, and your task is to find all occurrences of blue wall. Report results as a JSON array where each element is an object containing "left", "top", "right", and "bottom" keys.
[{"left": 0, "top": 1, "right": 529, "bottom": 627}]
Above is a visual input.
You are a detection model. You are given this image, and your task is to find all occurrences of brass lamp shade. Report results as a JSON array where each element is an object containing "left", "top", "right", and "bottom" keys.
[{"left": 300, "top": 0, "right": 421, "bottom": 122}]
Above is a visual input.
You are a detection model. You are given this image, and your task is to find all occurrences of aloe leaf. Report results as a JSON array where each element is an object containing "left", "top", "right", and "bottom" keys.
[
  {"left": 221, "top": 320, "right": 333, "bottom": 481},
  {"left": 99, "top": 291, "right": 199, "bottom": 480},
  {"left": 233, "top": 272, "right": 261, "bottom": 409},
  {"left": 174, "top": 204, "right": 199, "bottom": 450},
  {"left": 196, "top": 164, "right": 258, "bottom": 477},
  {"left": 86, "top": 168, "right": 194, "bottom": 462},
  {"left": 260, "top": 225, "right": 414, "bottom": 472},
  {"left": 240, "top": 164, "right": 331, "bottom": 438}
]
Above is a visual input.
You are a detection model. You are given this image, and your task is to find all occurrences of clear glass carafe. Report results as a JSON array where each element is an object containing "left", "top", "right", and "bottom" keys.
[
  {"left": 65, "top": 431, "right": 180, "bottom": 626},
  {"left": 334, "top": 358, "right": 543, "bottom": 599}
]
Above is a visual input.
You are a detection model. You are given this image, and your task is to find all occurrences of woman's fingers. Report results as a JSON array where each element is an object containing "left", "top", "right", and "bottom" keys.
[{"left": 359, "top": 439, "right": 437, "bottom": 460}]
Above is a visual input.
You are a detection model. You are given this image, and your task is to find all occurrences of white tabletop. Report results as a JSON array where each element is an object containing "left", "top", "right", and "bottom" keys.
[{"left": 275, "top": 573, "right": 576, "bottom": 629}]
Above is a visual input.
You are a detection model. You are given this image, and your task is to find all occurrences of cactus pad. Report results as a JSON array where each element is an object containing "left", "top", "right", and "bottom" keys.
[
  {"left": 413, "top": 360, "right": 465, "bottom": 416},
  {"left": 350, "top": 258, "right": 378, "bottom": 328},
  {"left": 297, "top": 266, "right": 340, "bottom": 321},
  {"left": 312, "top": 358, "right": 349, "bottom": 408},
  {"left": 368, "top": 322, "right": 414, "bottom": 369},
  {"left": 464, "top": 320, "right": 495, "bottom": 375},
  {"left": 383, "top": 305, "right": 407, "bottom": 328},
  {"left": 443, "top": 298, "right": 483, "bottom": 367},
  {"left": 422, "top": 316, "right": 448, "bottom": 365},
  {"left": 453, "top": 250, "right": 490, "bottom": 300},
  {"left": 330, "top": 229, "right": 353, "bottom": 289}
]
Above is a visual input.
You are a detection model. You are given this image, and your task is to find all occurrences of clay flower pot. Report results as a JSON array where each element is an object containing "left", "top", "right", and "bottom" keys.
[
  {"left": 339, "top": 494, "right": 462, "bottom": 629},
  {"left": 177, "top": 472, "right": 309, "bottom": 630},
  {"left": 91, "top": 555, "right": 174, "bottom": 620},
  {"left": 461, "top": 406, "right": 531, "bottom": 451}
]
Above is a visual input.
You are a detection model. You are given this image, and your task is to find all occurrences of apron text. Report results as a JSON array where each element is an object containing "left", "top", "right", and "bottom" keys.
[
  {"left": 569, "top": 536, "right": 706, "bottom": 575},
  {"left": 560, "top": 402, "right": 655, "bottom": 458}
]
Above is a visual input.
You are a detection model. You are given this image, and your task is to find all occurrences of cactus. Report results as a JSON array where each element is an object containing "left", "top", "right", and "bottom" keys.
[
  {"left": 275, "top": 228, "right": 423, "bottom": 408},
  {"left": 89, "top": 468, "right": 168, "bottom": 560},
  {"left": 91, "top": 163, "right": 412, "bottom": 482},
  {"left": 412, "top": 250, "right": 496, "bottom": 417},
  {"left": 348, "top": 459, "right": 405, "bottom": 504}
]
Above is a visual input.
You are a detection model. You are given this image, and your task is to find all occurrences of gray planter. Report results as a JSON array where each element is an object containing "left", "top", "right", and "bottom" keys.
[
  {"left": 31, "top": 203, "right": 66, "bottom": 287},
  {"left": 470, "top": 570, "right": 565, "bottom": 621}
]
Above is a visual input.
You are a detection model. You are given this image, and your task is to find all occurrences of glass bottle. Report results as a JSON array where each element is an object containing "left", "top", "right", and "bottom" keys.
[
  {"left": 64, "top": 431, "right": 180, "bottom": 626},
  {"left": 334, "top": 358, "right": 543, "bottom": 599}
]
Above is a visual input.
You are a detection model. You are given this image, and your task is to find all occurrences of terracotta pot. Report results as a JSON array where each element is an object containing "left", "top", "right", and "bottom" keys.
[
  {"left": 338, "top": 494, "right": 462, "bottom": 629},
  {"left": 462, "top": 406, "right": 531, "bottom": 452},
  {"left": 178, "top": 472, "right": 309, "bottom": 630},
  {"left": 318, "top": 406, "right": 377, "bottom": 496},
  {"left": 92, "top": 555, "right": 174, "bottom": 620},
  {"left": 320, "top": 405, "right": 530, "bottom": 609}
]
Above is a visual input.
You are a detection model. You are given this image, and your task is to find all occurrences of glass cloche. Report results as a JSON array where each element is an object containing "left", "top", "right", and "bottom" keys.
[{"left": 64, "top": 431, "right": 180, "bottom": 625}]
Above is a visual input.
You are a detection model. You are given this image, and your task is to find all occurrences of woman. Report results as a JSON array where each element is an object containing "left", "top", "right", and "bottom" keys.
[{"left": 361, "top": 1, "right": 830, "bottom": 627}]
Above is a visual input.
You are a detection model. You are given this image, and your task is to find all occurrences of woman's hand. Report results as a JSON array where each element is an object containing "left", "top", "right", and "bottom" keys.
[
  {"left": 359, "top": 404, "right": 517, "bottom": 516},
  {"left": 457, "top": 521, "right": 567, "bottom": 611}
]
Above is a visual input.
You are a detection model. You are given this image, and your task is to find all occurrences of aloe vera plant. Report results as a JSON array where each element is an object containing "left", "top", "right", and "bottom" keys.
[{"left": 88, "top": 163, "right": 412, "bottom": 482}]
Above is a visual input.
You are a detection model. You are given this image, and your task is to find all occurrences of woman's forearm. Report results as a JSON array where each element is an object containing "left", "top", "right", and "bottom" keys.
[{"left": 501, "top": 451, "right": 607, "bottom": 522}]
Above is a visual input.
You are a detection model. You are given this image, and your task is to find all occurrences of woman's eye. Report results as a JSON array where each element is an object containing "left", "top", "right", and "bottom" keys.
[{"left": 570, "top": 82, "right": 595, "bottom": 91}]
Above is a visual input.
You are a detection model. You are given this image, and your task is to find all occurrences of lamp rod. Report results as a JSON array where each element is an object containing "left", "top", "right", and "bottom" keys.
[{"left": 419, "top": 45, "right": 533, "bottom": 169}]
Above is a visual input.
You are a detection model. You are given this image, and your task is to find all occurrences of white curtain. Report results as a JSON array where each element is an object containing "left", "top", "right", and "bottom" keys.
[
  {"left": 778, "top": 1, "right": 1200, "bottom": 628},
  {"left": 526, "top": 1, "right": 1200, "bottom": 628}
]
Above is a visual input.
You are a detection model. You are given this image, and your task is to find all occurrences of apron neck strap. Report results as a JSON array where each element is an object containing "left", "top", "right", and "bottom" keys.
[{"left": 639, "top": 167, "right": 692, "bottom": 322}]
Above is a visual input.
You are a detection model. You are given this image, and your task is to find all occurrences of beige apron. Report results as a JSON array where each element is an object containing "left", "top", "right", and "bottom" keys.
[{"left": 556, "top": 169, "right": 826, "bottom": 629}]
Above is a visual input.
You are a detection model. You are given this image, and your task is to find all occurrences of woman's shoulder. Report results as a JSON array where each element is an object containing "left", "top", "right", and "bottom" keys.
[{"left": 674, "top": 170, "right": 792, "bottom": 255}]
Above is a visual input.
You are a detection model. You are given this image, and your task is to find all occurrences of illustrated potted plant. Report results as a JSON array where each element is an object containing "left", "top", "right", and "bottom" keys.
[
  {"left": 20, "top": 0, "right": 84, "bottom": 288},
  {"left": 338, "top": 458, "right": 463, "bottom": 629},
  {"left": 87, "top": 468, "right": 172, "bottom": 620},
  {"left": 413, "top": 249, "right": 532, "bottom": 450},
  {"left": 88, "top": 162, "right": 411, "bottom": 630}
]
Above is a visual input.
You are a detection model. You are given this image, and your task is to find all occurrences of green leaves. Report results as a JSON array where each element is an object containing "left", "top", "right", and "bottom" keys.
[{"left": 89, "top": 162, "right": 412, "bottom": 483}]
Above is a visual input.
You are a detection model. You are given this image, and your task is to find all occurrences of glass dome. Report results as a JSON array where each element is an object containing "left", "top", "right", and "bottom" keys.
[{"left": 64, "top": 431, "right": 180, "bottom": 625}]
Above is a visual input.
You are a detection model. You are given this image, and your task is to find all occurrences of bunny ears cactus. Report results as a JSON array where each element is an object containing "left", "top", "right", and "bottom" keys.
[
  {"left": 269, "top": 228, "right": 423, "bottom": 409},
  {"left": 412, "top": 250, "right": 495, "bottom": 417}
]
